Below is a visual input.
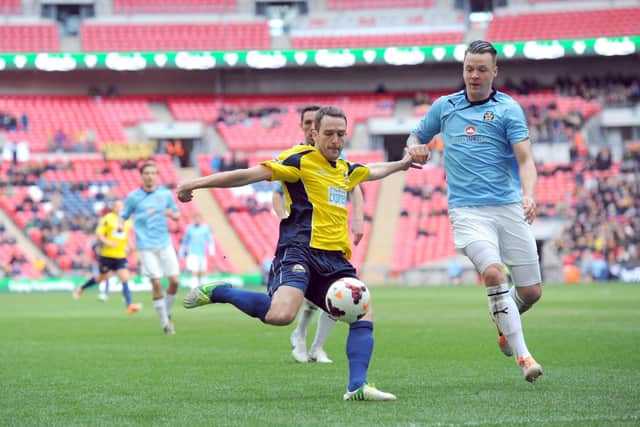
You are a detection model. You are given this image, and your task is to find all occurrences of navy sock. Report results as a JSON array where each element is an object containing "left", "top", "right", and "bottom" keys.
[
  {"left": 121, "top": 282, "right": 132, "bottom": 306},
  {"left": 346, "top": 320, "right": 374, "bottom": 392},
  {"left": 211, "top": 286, "right": 271, "bottom": 322},
  {"left": 81, "top": 277, "right": 97, "bottom": 290}
]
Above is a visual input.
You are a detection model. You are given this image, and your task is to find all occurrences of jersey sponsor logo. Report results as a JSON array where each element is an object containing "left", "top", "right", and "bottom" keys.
[
  {"left": 291, "top": 264, "right": 306, "bottom": 273},
  {"left": 328, "top": 186, "right": 347, "bottom": 207},
  {"left": 316, "top": 170, "right": 328, "bottom": 175},
  {"left": 465, "top": 125, "right": 476, "bottom": 136},
  {"left": 483, "top": 111, "right": 494, "bottom": 121}
]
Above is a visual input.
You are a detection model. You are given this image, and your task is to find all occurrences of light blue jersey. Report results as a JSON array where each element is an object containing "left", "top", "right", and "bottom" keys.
[
  {"left": 412, "top": 89, "right": 529, "bottom": 208},
  {"left": 180, "top": 224, "right": 213, "bottom": 257},
  {"left": 122, "top": 186, "right": 179, "bottom": 250}
]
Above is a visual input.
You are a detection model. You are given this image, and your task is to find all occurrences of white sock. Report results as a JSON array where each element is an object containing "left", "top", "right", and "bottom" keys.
[
  {"left": 165, "top": 294, "right": 176, "bottom": 317},
  {"left": 509, "top": 286, "right": 532, "bottom": 314},
  {"left": 487, "top": 284, "right": 530, "bottom": 359},
  {"left": 309, "top": 310, "right": 337, "bottom": 353},
  {"left": 293, "top": 301, "right": 317, "bottom": 339},
  {"left": 154, "top": 297, "right": 170, "bottom": 327}
]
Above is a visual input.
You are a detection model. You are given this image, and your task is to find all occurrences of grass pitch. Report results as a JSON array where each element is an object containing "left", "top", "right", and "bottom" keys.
[{"left": 1, "top": 283, "right": 638, "bottom": 426}]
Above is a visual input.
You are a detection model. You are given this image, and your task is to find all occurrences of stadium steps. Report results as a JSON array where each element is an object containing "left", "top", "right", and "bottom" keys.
[
  {"left": 0, "top": 209, "right": 61, "bottom": 276},
  {"left": 149, "top": 102, "right": 174, "bottom": 123},
  {"left": 393, "top": 97, "right": 414, "bottom": 117},
  {"left": 60, "top": 35, "right": 81, "bottom": 52},
  {"left": 350, "top": 123, "right": 369, "bottom": 151},
  {"left": 360, "top": 171, "right": 405, "bottom": 285},
  {"left": 177, "top": 167, "right": 258, "bottom": 273}
]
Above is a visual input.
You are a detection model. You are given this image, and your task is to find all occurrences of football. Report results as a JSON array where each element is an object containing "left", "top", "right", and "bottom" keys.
[{"left": 325, "top": 277, "right": 370, "bottom": 324}]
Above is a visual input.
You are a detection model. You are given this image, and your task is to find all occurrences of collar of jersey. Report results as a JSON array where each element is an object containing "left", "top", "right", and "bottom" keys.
[{"left": 463, "top": 87, "right": 498, "bottom": 106}]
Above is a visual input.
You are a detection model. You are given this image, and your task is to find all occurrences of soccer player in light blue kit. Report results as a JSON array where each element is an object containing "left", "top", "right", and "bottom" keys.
[
  {"left": 407, "top": 40, "right": 543, "bottom": 383},
  {"left": 122, "top": 160, "right": 181, "bottom": 335},
  {"left": 179, "top": 212, "right": 215, "bottom": 289}
]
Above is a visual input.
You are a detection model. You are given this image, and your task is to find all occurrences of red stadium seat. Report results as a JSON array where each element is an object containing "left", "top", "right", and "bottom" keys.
[{"left": 486, "top": 7, "right": 640, "bottom": 42}]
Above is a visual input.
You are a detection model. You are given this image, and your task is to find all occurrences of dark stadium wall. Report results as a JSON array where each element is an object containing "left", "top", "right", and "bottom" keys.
[{"left": 0, "top": 55, "right": 636, "bottom": 96}]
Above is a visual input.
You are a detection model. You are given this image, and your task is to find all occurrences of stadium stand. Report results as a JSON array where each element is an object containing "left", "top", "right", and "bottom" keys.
[
  {"left": 391, "top": 166, "right": 455, "bottom": 274},
  {"left": 0, "top": 96, "right": 153, "bottom": 153},
  {"left": 112, "top": 0, "right": 237, "bottom": 14},
  {"left": 327, "top": 0, "right": 435, "bottom": 10},
  {"left": 0, "top": 24, "right": 60, "bottom": 53},
  {"left": 0, "top": 156, "right": 237, "bottom": 275},
  {"left": 486, "top": 6, "right": 640, "bottom": 41},
  {"left": 0, "top": 226, "right": 43, "bottom": 279},
  {"left": 168, "top": 94, "right": 394, "bottom": 152},
  {"left": 81, "top": 22, "right": 270, "bottom": 52},
  {"left": 553, "top": 144, "right": 640, "bottom": 282},
  {"left": 291, "top": 31, "right": 463, "bottom": 49},
  {"left": 0, "top": 0, "right": 21, "bottom": 15}
]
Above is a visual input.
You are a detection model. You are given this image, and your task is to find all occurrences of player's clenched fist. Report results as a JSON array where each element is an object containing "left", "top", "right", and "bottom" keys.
[
  {"left": 176, "top": 185, "right": 193, "bottom": 203},
  {"left": 407, "top": 145, "right": 431, "bottom": 165}
]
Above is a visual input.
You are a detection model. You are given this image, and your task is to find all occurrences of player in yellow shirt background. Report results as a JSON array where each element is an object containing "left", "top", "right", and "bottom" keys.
[{"left": 73, "top": 199, "right": 142, "bottom": 314}]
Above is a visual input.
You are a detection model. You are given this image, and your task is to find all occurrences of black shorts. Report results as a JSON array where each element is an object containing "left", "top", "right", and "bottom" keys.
[
  {"left": 98, "top": 256, "right": 128, "bottom": 274},
  {"left": 267, "top": 245, "right": 357, "bottom": 311}
]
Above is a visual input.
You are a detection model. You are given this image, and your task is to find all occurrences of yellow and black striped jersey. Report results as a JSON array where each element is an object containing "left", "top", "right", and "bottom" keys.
[
  {"left": 95, "top": 212, "right": 132, "bottom": 259},
  {"left": 262, "top": 144, "right": 369, "bottom": 259}
]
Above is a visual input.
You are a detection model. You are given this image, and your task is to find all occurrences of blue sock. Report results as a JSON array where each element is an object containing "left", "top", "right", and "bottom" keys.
[
  {"left": 121, "top": 282, "right": 132, "bottom": 306},
  {"left": 104, "top": 279, "right": 110, "bottom": 293},
  {"left": 211, "top": 286, "right": 271, "bottom": 322},
  {"left": 81, "top": 277, "right": 97, "bottom": 290},
  {"left": 346, "top": 320, "right": 374, "bottom": 392}
]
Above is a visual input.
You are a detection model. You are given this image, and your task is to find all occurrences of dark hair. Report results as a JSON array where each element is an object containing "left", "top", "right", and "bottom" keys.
[
  {"left": 464, "top": 40, "right": 497, "bottom": 63},
  {"left": 139, "top": 160, "right": 157, "bottom": 174},
  {"left": 314, "top": 106, "right": 347, "bottom": 131},
  {"left": 300, "top": 104, "right": 321, "bottom": 124}
]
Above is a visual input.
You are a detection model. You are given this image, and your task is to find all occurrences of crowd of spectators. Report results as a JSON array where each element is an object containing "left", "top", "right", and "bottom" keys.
[
  {"left": 215, "top": 105, "right": 284, "bottom": 128},
  {"left": 554, "top": 144, "right": 640, "bottom": 282},
  {"left": 47, "top": 128, "right": 97, "bottom": 154}
]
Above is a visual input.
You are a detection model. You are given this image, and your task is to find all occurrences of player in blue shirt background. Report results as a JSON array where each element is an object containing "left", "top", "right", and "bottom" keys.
[
  {"left": 122, "top": 160, "right": 181, "bottom": 335},
  {"left": 179, "top": 212, "right": 215, "bottom": 289},
  {"left": 407, "top": 40, "right": 543, "bottom": 383}
]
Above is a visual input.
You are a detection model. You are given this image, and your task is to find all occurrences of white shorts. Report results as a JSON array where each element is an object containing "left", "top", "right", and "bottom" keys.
[
  {"left": 139, "top": 246, "right": 180, "bottom": 279},
  {"left": 449, "top": 203, "right": 539, "bottom": 267},
  {"left": 186, "top": 254, "right": 208, "bottom": 273}
]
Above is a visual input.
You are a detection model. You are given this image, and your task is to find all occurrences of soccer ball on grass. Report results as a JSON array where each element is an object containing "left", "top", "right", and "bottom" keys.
[{"left": 325, "top": 277, "right": 370, "bottom": 324}]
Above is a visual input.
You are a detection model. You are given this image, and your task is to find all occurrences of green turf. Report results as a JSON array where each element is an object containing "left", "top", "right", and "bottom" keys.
[{"left": 1, "top": 283, "right": 638, "bottom": 426}]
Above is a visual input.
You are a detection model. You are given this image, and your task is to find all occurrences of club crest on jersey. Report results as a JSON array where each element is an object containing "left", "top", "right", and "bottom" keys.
[
  {"left": 291, "top": 264, "right": 306, "bottom": 273},
  {"left": 465, "top": 125, "right": 476, "bottom": 136},
  {"left": 483, "top": 111, "right": 494, "bottom": 121}
]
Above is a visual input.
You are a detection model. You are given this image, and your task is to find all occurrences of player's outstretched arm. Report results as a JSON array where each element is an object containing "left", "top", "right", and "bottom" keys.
[
  {"left": 177, "top": 165, "right": 272, "bottom": 203},
  {"left": 365, "top": 151, "right": 415, "bottom": 181}
]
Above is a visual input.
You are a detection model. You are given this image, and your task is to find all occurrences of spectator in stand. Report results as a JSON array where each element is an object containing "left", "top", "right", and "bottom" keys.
[
  {"left": 593, "top": 147, "right": 613, "bottom": 170},
  {"left": 20, "top": 113, "right": 28, "bottom": 131},
  {"left": 52, "top": 129, "right": 68, "bottom": 153}
]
